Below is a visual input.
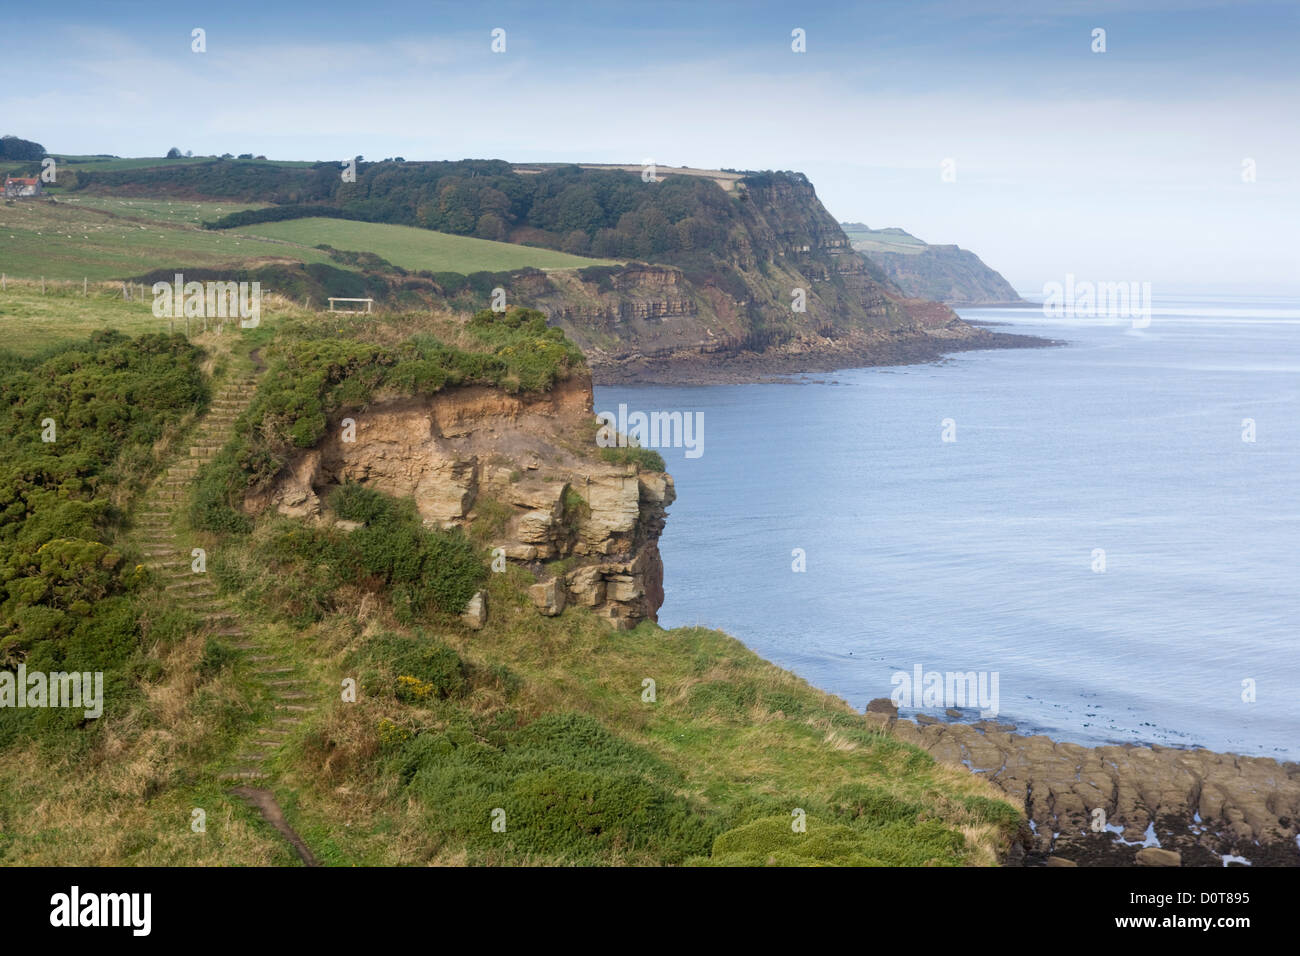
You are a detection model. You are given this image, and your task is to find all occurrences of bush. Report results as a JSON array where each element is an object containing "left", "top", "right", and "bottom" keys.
[
  {"left": 0, "top": 332, "right": 204, "bottom": 664},
  {"left": 598, "top": 445, "right": 666, "bottom": 472}
]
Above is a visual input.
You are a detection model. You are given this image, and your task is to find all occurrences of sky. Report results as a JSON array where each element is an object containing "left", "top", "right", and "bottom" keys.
[{"left": 3, "top": 0, "right": 1297, "bottom": 292}]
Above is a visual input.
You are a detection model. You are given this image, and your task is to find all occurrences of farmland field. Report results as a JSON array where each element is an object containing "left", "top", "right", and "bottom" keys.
[
  {"left": 0, "top": 200, "right": 333, "bottom": 280},
  {"left": 242, "top": 217, "right": 619, "bottom": 273},
  {"left": 58, "top": 195, "right": 269, "bottom": 226}
]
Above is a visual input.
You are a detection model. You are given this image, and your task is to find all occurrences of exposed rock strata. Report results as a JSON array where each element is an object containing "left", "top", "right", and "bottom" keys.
[
  {"left": 864, "top": 702, "right": 1300, "bottom": 867},
  {"left": 245, "top": 375, "right": 674, "bottom": 629}
]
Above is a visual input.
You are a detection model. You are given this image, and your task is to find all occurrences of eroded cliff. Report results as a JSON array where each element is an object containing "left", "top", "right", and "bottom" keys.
[{"left": 245, "top": 374, "right": 674, "bottom": 629}]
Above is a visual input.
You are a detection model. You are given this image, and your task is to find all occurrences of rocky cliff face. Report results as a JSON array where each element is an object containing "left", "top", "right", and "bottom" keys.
[
  {"left": 244, "top": 375, "right": 674, "bottom": 629},
  {"left": 842, "top": 224, "right": 1022, "bottom": 306},
  {"left": 495, "top": 172, "right": 1006, "bottom": 382}
]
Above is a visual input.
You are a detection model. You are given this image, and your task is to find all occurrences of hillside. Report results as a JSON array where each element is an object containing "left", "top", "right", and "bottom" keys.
[
  {"left": 841, "top": 224, "right": 1022, "bottom": 306},
  {"left": 242, "top": 217, "right": 619, "bottom": 273},
  {"left": 59, "top": 157, "right": 1046, "bottom": 380},
  {"left": 0, "top": 307, "right": 1023, "bottom": 866}
]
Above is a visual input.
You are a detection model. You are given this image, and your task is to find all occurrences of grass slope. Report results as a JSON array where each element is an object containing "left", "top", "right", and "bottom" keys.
[
  {"left": 0, "top": 318, "right": 1021, "bottom": 866},
  {"left": 242, "top": 218, "right": 619, "bottom": 273},
  {"left": 0, "top": 200, "right": 334, "bottom": 280}
]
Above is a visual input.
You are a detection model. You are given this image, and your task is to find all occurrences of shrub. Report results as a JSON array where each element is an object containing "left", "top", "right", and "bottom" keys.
[{"left": 598, "top": 446, "right": 666, "bottom": 472}]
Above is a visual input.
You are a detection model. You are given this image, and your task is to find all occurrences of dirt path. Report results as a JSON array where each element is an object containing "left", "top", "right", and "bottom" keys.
[{"left": 230, "top": 787, "right": 320, "bottom": 866}]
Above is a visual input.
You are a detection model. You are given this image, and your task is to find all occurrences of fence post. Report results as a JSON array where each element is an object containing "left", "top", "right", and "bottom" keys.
[
  {"left": 83, "top": 277, "right": 87, "bottom": 296},
  {"left": 41, "top": 276, "right": 45, "bottom": 294}
]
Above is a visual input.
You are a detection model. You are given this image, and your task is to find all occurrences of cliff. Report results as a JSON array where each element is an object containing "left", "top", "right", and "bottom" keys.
[
  {"left": 495, "top": 173, "right": 1013, "bottom": 382},
  {"left": 245, "top": 374, "right": 674, "bottom": 629},
  {"left": 842, "top": 224, "right": 1022, "bottom": 306}
]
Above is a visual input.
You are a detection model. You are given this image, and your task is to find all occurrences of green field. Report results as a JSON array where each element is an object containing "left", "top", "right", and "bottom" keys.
[
  {"left": 0, "top": 200, "right": 334, "bottom": 280},
  {"left": 839, "top": 223, "right": 929, "bottom": 255},
  {"left": 0, "top": 284, "right": 304, "bottom": 356},
  {"left": 243, "top": 217, "right": 619, "bottom": 273},
  {"left": 59, "top": 195, "right": 269, "bottom": 226}
]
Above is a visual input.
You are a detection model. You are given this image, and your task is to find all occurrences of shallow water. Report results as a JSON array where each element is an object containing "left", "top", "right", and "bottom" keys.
[{"left": 595, "top": 293, "right": 1300, "bottom": 759}]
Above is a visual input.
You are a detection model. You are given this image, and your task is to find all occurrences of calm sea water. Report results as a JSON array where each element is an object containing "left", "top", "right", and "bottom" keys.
[{"left": 595, "top": 293, "right": 1300, "bottom": 759}]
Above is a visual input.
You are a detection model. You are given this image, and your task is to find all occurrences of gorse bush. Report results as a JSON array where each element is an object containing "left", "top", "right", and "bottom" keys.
[
  {"left": 377, "top": 707, "right": 713, "bottom": 864},
  {"left": 0, "top": 331, "right": 204, "bottom": 666},
  {"left": 261, "top": 485, "right": 485, "bottom": 623}
]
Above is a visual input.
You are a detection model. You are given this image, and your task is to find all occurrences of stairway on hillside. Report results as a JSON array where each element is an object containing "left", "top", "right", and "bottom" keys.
[{"left": 133, "top": 370, "right": 320, "bottom": 786}]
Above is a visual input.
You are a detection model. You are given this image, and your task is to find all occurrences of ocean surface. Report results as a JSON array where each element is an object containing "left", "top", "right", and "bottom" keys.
[{"left": 594, "top": 293, "right": 1300, "bottom": 760}]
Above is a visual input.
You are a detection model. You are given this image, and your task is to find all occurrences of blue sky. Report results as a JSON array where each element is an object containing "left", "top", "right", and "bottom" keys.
[{"left": 4, "top": 0, "right": 1297, "bottom": 290}]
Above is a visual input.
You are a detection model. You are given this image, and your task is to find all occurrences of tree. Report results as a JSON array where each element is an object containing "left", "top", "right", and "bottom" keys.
[
  {"left": 0, "top": 135, "right": 46, "bottom": 160},
  {"left": 562, "top": 230, "right": 590, "bottom": 255},
  {"left": 166, "top": 147, "right": 182, "bottom": 158},
  {"left": 476, "top": 213, "right": 507, "bottom": 242}
]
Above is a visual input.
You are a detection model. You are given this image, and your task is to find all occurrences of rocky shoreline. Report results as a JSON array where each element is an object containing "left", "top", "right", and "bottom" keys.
[
  {"left": 590, "top": 325, "right": 1059, "bottom": 386},
  {"left": 863, "top": 700, "right": 1300, "bottom": 867}
]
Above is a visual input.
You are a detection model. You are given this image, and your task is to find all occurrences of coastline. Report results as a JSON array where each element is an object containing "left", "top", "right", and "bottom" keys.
[
  {"left": 866, "top": 703, "right": 1300, "bottom": 867},
  {"left": 597, "top": 313, "right": 1299, "bottom": 867},
  {"left": 590, "top": 326, "right": 1061, "bottom": 386}
]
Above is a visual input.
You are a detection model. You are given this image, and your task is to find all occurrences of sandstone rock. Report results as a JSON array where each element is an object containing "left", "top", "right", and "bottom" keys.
[
  {"left": 251, "top": 378, "right": 673, "bottom": 629},
  {"left": 517, "top": 509, "right": 555, "bottom": 544},
  {"left": 529, "top": 579, "right": 566, "bottom": 617},
  {"left": 566, "top": 566, "right": 606, "bottom": 607},
  {"left": 460, "top": 591, "right": 487, "bottom": 630},
  {"left": 1135, "top": 848, "right": 1181, "bottom": 867},
  {"left": 1045, "top": 857, "right": 1078, "bottom": 867},
  {"left": 945, "top": 708, "right": 962, "bottom": 719}
]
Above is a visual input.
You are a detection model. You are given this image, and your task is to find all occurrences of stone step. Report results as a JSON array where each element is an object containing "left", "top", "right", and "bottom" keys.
[
  {"left": 257, "top": 667, "right": 295, "bottom": 675},
  {"left": 165, "top": 580, "right": 214, "bottom": 592},
  {"left": 275, "top": 704, "right": 309, "bottom": 712},
  {"left": 250, "top": 739, "right": 283, "bottom": 748},
  {"left": 222, "top": 768, "right": 269, "bottom": 781},
  {"left": 273, "top": 717, "right": 302, "bottom": 727}
]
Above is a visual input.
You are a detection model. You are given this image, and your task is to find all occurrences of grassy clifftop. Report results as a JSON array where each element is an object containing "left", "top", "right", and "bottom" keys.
[{"left": 0, "top": 312, "right": 1021, "bottom": 866}]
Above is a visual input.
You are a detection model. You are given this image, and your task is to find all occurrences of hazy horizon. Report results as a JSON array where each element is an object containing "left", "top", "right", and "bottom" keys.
[{"left": 5, "top": 0, "right": 1297, "bottom": 292}]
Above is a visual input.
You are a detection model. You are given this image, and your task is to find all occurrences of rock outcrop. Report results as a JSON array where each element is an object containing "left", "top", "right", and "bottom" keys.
[
  {"left": 245, "top": 374, "right": 674, "bottom": 629},
  {"left": 863, "top": 703, "right": 1300, "bottom": 867}
]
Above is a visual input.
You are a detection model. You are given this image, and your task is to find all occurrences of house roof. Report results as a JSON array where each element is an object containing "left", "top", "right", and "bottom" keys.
[{"left": 5, "top": 178, "right": 39, "bottom": 185}]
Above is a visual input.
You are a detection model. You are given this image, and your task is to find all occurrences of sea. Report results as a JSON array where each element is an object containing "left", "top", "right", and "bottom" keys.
[{"left": 594, "top": 292, "right": 1300, "bottom": 760}]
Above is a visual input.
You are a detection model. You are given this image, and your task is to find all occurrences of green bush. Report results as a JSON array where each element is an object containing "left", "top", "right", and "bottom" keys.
[
  {"left": 0, "top": 331, "right": 204, "bottom": 666},
  {"left": 598, "top": 445, "right": 666, "bottom": 472},
  {"left": 703, "top": 813, "right": 967, "bottom": 867},
  {"left": 265, "top": 490, "right": 485, "bottom": 622}
]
